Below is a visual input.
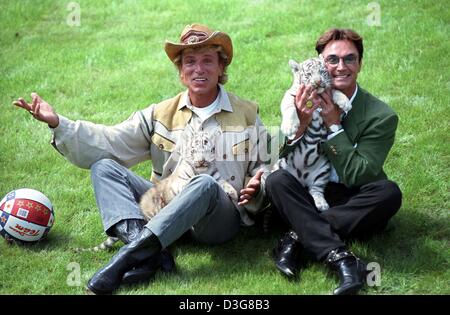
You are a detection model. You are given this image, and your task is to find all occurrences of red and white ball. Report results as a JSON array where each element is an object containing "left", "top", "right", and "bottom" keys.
[{"left": 0, "top": 188, "right": 54, "bottom": 243}]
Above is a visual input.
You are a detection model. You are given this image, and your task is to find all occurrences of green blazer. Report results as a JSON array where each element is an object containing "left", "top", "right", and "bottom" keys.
[
  {"left": 279, "top": 85, "right": 398, "bottom": 189},
  {"left": 322, "top": 85, "right": 398, "bottom": 188}
]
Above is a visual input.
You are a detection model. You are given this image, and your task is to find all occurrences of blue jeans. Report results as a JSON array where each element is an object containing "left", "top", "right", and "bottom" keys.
[{"left": 90, "top": 159, "right": 241, "bottom": 248}]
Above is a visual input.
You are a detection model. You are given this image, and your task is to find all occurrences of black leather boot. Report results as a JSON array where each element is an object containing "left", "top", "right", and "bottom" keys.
[
  {"left": 326, "top": 247, "right": 367, "bottom": 295},
  {"left": 121, "top": 249, "right": 176, "bottom": 285},
  {"left": 111, "top": 219, "right": 176, "bottom": 285},
  {"left": 272, "top": 230, "right": 301, "bottom": 279},
  {"left": 86, "top": 227, "right": 161, "bottom": 295}
]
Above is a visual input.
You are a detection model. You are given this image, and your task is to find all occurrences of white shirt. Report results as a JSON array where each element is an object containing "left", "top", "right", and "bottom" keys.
[
  {"left": 328, "top": 85, "right": 358, "bottom": 183},
  {"left": 188, "top": 95, "right": 221, "bottom": 122},
  {"left": 327, "top": 85, "right": 358, "bottom": 141}
]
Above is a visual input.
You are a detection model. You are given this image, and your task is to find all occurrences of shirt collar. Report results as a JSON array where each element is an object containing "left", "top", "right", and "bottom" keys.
[
  {"left": 349, "top": 84, "right": 358, "bottom": 104},
  {"left": 343, "top": 84, "right": 358, "bottom": 115},
  {"left": 178, "top": 84, "right": 233, "bottom": 112}
]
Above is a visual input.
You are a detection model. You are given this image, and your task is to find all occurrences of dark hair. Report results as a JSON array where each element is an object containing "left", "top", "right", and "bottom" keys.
[{"left": 315, "top": 28, "right": 364, "bottom": 62}]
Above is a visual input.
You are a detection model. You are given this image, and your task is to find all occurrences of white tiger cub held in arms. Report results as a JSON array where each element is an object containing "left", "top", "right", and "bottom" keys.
[
  {"left": 276, "top": 55, "right": 352, "bottom": 211},
  {"left": 139, "top": 126, "right": 238, "bottom": 220}
]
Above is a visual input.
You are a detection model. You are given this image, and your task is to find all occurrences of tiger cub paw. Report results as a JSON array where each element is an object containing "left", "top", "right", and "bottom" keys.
[
  {"left": 280, "top": 108, "right": 300, "bottom": 140},
  {"left": 220, "top": 181, "right": 239, "bottom": 202},
  {"left": 311, "top": 193, "right": 330, "bottom": 212},
  {"left": 332, "top": 90, "right": 352, "bottom": 112}
]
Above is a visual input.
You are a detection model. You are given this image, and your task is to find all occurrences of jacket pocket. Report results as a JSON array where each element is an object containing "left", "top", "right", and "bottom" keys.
[
  {"left": 151, "top": 133, "right": 175, "bottom": 153},
  {"left": 232, "top": 138, "right": 251, "bottom": 155}
]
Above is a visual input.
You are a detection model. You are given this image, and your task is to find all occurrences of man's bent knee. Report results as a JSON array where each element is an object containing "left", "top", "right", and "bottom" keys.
[
  {"left": 384, "top": 180, "right": 402, "bottom": 213},
  {"left": 189, "top": 174, "right": 219, "bottom": 196},
  {"left": 366, "top": 180, "right": 402, "bottom": 204},
  {"left": 90, "top": 159, "right": 123, "bottom": 178},
  {"left": 266, "top": 169, "right": 293, "bottom": 192},
  {"left": 363, "top": 179, "right": 402, "bottom": 218}
]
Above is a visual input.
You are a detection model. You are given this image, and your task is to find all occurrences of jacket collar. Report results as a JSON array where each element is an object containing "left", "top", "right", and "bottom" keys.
[
  {"left": 348, "top": 84, "right": 367, "bottom": 120},
  {"left": 342, "top": 84, "right": 368, "bottom": 140}
]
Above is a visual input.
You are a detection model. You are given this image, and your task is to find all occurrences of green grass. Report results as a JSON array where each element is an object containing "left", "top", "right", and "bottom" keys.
[{"left": 0, "top": 0, "right": 448, "bottom": 295}]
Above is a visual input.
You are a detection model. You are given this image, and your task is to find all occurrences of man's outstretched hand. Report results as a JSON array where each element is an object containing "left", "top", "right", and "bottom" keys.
[{"left": 13, "top": 92, "right": 59, "bottom": 128}]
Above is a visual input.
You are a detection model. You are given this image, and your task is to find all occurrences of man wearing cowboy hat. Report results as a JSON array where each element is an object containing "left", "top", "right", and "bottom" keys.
[{"left": 14, "top": 23, "right": 269, "bottom": 294}]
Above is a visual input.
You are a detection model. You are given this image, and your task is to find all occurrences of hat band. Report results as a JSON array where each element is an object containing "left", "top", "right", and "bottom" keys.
[{"left": 181, "top": 31, "right": 208, "bottom": 44}]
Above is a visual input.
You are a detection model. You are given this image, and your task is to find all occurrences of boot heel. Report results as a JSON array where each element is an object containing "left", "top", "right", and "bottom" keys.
[{"left": 326, "top": 248, "right": 366, "bottom": 295}]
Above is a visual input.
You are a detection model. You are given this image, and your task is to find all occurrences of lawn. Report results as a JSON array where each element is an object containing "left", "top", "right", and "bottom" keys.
[{"left": 0, "top": 0, "right": 448, "bottom": 295}]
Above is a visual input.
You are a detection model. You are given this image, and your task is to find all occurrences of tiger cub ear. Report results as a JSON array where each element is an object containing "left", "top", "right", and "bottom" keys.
[
  {"left": 288, "top": 59, "right": 301, "bottom": 73},
  {"left": 318, "top": 54, "right": 327, "bottom": 65}
]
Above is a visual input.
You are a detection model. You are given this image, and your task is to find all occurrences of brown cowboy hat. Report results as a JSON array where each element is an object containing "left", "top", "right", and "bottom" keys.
[{"left": 164, "top": 23, "right": 233, "bottom": 66}]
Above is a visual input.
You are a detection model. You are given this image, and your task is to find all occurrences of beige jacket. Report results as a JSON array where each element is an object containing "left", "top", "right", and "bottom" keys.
[{"left": 51, "top": 85, "right": 271, "bottom": 225}]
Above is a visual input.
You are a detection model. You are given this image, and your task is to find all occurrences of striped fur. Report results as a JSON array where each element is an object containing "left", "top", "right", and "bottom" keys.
[
  {"left": 73, "top": 236, "right": 119, "bottom": 253},
  {"left": 139, "top": 127, "right": 238, "bottom": 220},
  {"left": 276, "top": 56, "right": 351, "bottom": 212}
]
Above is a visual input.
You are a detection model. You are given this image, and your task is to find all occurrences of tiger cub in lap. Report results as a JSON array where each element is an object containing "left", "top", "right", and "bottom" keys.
[
  {"left": 140, "top": 126, "right": 238, "bottom": 220},
  {"left": 74, "top": 127, "right": 237, "bottom": 253},
  {"left": 275, "top": 55, "right": 351, "bottom": 211}
]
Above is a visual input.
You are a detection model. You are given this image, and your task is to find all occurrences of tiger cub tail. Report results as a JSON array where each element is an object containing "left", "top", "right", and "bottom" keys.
[{"left": 72, "top": 236, "right": 119, "bottom": 253}]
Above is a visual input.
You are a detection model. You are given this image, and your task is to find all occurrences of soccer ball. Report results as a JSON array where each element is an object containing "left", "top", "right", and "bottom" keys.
[{"left": 0, "top": 188, "right": 55, "bottom": 244}]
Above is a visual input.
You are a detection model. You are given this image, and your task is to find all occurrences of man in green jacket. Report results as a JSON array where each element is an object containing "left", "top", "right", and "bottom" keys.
[{"left": 264, "top": 28, "right": 402, "bottom": 295}]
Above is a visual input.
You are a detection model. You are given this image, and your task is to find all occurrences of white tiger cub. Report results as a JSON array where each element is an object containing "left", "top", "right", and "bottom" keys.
[
  {"left": 139, "top": 126, "right": 238, "bottom": 220},
  {"left": 276, "top": 55, "right": 352, "bottom": 211},
  {"left": 74, "top": 127, "right": 237, "bottom": 253}
]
